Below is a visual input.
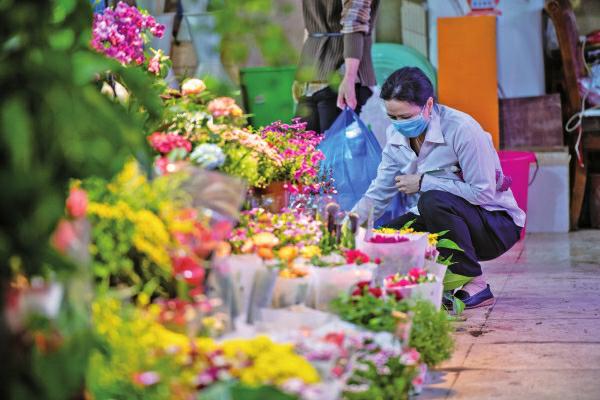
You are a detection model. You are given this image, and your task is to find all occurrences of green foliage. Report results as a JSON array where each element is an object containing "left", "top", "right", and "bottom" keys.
[
  {"left": 211, "top": 0, "right": 298, "bottom": 68},
  {"left": 332, "top": 291, "right": 454, "bottom": 368},
  {"left": 198, "top": 381, "right": 297, "bottom": 400},
  {"left": 343, "top": 356, "right": 416, "bottom": 400},
  {"left": 0, "top": 0, "right": 162, "bottom": 279},
  {"left": 408, "top": 300, "right": 454, "bottom": 367},
  {"left": 443, "top": 270, "right": 473, "bottom": 291},
  {"left": 331, "top": 291, "right": 404, "bottom": 333},
  {"left": 436, "top": 238, "right": 464, "bottom": 251}
]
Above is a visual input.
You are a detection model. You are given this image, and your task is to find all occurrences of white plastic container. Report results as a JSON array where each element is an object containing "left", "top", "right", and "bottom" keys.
[{"left": 526, "top": 150, "right": 570, "bottom": 233}]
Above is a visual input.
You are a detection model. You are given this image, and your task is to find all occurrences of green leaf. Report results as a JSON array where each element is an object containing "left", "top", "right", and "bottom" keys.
[
  {"left": 443, "top": 271, "right": 472, "bottom": 291},
  {"left": 402, "top": 218, "right": 416, "bottom": 230},
  {"left": 453, "top": 297, "right": 465, "bottom": 315},
  {"left": 2, "top": 96, "right": 32, "bottom": 171},
  {"left": 436, "top": 230, "right": 449, "bottom": 237},
  {"left": 437, "top": 238, "right": 464, "bottom": 252}
]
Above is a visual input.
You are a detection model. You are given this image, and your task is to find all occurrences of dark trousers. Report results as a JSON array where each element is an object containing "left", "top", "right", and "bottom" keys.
[
  {"left": 296, "top": 84, "right": 373, "bottom": 134},
  {"left": 384, "top": 190, "right": 522, "bottom": 277}
]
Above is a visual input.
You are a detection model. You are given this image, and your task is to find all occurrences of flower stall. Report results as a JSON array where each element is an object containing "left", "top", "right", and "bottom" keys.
[{"left": 2, "top": 2, "right": 462, "bottom": 400}]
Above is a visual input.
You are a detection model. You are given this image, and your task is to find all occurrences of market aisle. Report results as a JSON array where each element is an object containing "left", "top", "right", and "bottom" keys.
[{"left": 421, "top": 230, "right": 600, "bottom": 400}]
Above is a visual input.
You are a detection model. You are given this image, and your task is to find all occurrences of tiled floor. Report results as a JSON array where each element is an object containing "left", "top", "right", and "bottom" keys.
[{"left": 420, "top": 230, "right": 600, "bottom": 400}]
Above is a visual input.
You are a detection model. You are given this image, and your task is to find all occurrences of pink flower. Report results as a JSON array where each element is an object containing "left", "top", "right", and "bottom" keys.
[
  {"left": 207, "top": 97, "right": 243, "bottom": 117},
  {"left": 91, "top": 2, "right": 165, "bottom": 65},
  {"left": 400, "top": 348, "right": 421, "bottom": 366},
  {"left": 408, "top": 267, "right": 427, "bottom": 281},
  {"left": 132, "top": 371, "right": 160, "bottom": 386},
  {"left": 148, "top": 132, "right": 192, "bottom": 154},
  {"left": 369, "top": 234, "right": 410, "bottom": 243},
  {"left": 147, "top": 52, "right": 161, "bottom": 75},
  {"left": 66, "top": 188, "right": 88, "bottom": 219},
  {"left": 51, "top": 219, "right": 76, "bottom": 254},
  {"left": 387, "top": 278, "right": 412, "bottom": 288}
]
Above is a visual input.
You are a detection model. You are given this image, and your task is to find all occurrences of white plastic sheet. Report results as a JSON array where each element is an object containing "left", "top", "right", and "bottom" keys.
[
  {"left": 356, "top": 231, "right": 428, "bottom": 285},
  {"left": 306, "top": 263, "right": 377, "bottom": 311}
]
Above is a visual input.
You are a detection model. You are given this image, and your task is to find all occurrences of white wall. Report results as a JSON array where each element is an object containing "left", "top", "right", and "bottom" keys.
[{"left": 427, "top": 0, "right": 546, "bottom": 98}]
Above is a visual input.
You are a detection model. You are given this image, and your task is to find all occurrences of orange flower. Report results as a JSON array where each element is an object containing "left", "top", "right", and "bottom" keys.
[
  {"left": 257, "top": 247, "right": 274, "bottom": 260},
  {"left": 277, "top": 245, "right": 299, "bottom": 265}
]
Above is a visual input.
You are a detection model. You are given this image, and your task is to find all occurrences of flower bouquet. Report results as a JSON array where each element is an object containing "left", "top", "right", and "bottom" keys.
[
  {"left": 384, "top": 267, "right": 445, "bottom": 310},
  {"left": 255, "top": 119, "right": 326, "bottom": 211},
  {"left": 306, "top": 249, "right": 379, "bottom": 312},
  {"left": 151, "top": 78, "right": 284, "bottom": 189},
  {"left": 356, "top": 227, "right": 429, "bottom": 285}
]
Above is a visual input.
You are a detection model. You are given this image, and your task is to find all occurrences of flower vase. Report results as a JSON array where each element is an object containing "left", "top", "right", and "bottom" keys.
[{"left": 262, "top": 181, "right": 291, "bottom": 213}]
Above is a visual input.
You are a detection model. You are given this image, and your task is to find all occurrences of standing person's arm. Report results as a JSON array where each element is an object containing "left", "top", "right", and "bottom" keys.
[{"left": 337, "top": 0, "right": 373, "bottom": 110}]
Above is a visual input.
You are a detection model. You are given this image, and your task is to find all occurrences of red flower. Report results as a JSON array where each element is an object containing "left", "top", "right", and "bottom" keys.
[
  {"left": 324, "top": 332, "right": 345, "bottom": 348},
  {"left": 386, "top": 288, "right": 404, "bottom": 301},
  {"left": 374, "top": 257, "right": 382, "bottom": 264},
  {"left": 148, "top": 132, "right": 192, "bottom": 154},
  {"left": 66, "top": 188, "right": 88, "bottom": 219},
  {"left": 172, "top": 255, "right": 205, "bottom": 286},
  {"left": 387, "top": 278, "right": 411, "bottom": 288},
  {"left": 368, "top": 287, "right": 383, "bottom": 298},
  {"left": 345, "top": 249, "right": 370, "bottom": 265},
  {"left": 408, "top": 267, "right": 427, "bottom": 282}
]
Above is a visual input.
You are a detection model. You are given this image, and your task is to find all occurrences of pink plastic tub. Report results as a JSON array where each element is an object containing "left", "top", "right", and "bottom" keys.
[{"left": 498, "top": 151, "right": 537, "bottom": 239}]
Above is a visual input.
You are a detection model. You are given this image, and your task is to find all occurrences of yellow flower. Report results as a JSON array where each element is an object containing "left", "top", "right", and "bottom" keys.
[
  {"left": 277, "top": 245, "right": 299, "bottom": 264},
  {"left": 300, "top": 245, "right": 321, "bottom": 259},
  {"left": 428, "top": 233, "right": 439, "bottom": 246}
]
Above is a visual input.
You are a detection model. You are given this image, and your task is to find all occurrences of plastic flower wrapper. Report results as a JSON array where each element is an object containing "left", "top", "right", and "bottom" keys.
[
  {"left": 356, "top": 230, "right": 428, "bottom": 286},
  {"left": 306, "top": 262, "right": 377, "bottom": 312},
  {"left": 210, "top": 253, "right": 279, "bottom": 327},
  {"left": 384, "top": 267, "right": 446, "bottom": 310},
  {"left": 271, "top": 274, "right": 312, "bottom": 309},
  {"left": 178, "top": 165, "right": 247, "bottom": 224}
]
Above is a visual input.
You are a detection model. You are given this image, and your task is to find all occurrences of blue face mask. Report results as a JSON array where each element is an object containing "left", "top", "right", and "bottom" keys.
[{"left": 390, "top": 108, "right": 430, "bottom": 138}]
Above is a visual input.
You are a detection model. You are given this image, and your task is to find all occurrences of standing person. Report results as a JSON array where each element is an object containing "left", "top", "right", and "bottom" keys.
[
  {"left": 353, "top": 67, "right": 524, "bottom": 309},
  {"left": 294, "top": 0, "right": 379, "bottom": 134}
]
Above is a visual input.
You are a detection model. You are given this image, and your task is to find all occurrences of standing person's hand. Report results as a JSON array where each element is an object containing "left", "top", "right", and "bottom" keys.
[
  {"left": 337, "top": 76, "right": 357, "bottom": 110},
  {"left": 337, "top": 57, "right": 360, "bottom": 110}
]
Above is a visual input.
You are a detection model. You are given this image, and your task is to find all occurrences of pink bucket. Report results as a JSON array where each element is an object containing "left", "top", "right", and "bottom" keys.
[{"left": 498, "top": 151, "right": 537, "bottom": 239}]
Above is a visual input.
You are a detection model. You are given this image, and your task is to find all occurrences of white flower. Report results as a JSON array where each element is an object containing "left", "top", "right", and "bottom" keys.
[{"left": 190, "top": 143, "right": 226, "bottom": 170}]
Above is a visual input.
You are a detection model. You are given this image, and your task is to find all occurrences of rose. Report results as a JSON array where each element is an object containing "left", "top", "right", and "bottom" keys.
[
  {"left": 207, "top": 97, "right": 243, "bottom": 118},
  {"left": 66, "top": 187, "right": 88, "bottom": 219},
  {"left": 181, "top": 78, "right": 207, "bottom": 96}
]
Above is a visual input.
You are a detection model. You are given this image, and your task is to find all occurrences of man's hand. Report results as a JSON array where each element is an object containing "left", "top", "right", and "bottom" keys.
[{"left": 395, "top": 174, "right": 422, "bottom": 194}]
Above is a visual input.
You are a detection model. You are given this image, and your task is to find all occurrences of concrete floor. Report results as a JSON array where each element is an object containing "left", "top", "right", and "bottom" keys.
[{"left": 421, "top": 230, "right": 600, "bottom": 400}]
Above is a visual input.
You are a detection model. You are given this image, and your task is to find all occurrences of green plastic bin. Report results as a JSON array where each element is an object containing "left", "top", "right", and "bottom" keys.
[
  {"left": 372, "top": 43, "right": 437, "bottom": 91},
  {"left": 240, "top": 66, "right": 297, "bottom": 128}
]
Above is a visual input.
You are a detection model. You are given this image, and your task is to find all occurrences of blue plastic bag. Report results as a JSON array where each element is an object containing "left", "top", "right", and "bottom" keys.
[{"left": 318, "top": 107, "right": 407, "bottom": 225}]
